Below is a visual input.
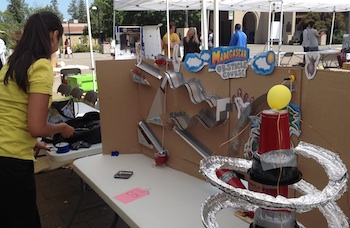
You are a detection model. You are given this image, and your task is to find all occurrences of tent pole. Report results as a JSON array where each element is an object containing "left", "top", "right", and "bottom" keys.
[
  {"left": 213, "top": 0, "right": 219, "bottom": 48},
  {"left": 277, "top": 1, "right": 284, "bottom": 66},
  {"left": 267, "top": 2, "right": 273, "bottom": 50},
  {"left": 113, "top": 10, "right": 116, "bottom": 46},
  {"left": 166, "top": 0, "right": 170, "bottom": 60},
  {"left": 271, "top": 4, "right": 276, "bottom": 50},
  {"left": 202, "top": 0, "right": 208, "bottom": 50},
  {"left": 207, "top": 9, "right": 210, "bottom": 48},
  {"left": 85, "top": 0, "right": 96, "bottom": 92},
  {"left": 201, "top": 11, "right": 204, "bottom": 50},
  {"left": 329, "top": 9, "right": 335, "bottom": 49}
]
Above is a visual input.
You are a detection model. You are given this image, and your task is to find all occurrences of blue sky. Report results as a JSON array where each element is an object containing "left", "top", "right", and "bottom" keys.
[{"left": 0, "top": 0, "right": 78, "bottom": 19}]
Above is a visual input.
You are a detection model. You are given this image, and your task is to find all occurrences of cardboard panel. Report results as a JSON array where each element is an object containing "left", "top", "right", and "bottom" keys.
[
  {"left": 96, "top": 58, "right": 350, "bottom": 227},
  {"left": 96, "top": 60, "right": 141, "bottom": 154},
  {"left": 298, "top": 69, "right": 350, "bottom": 227}
]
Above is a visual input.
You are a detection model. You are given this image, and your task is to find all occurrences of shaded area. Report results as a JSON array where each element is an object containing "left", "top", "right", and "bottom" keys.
[{"left": 35, "top": 168, "right": 130, "bottom": 228}]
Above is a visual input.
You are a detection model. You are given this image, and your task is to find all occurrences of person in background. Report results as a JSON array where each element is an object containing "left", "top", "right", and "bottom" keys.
[
  {"left": 302, "top": 21, "right": 319, "bottom": 52},
  {"left": 162, "top": 21, "right": 181, "bottom": 58},
  {"left": 301, "top": 25, "right": 309, "bottom": 65},
  {"left": 183, "top": 27, "right": 200, "bottom": 61},
  {"left": 229, "top": 23, "right": 247, "bottom": 48},
  {"left": 0, "top": 11, "right": 74, "bottom": 227},
  {"left": 67, "top": 38, "right": 73, "bottom": 58},
  {"left": 64, "top": 38, "right": 69, "bottom": 58},
  {"left": 208, "top": 29, "right": 214, "bottom": 50},
  {"left": 0, "top": 36, "right": 6, "bottom": 69}
]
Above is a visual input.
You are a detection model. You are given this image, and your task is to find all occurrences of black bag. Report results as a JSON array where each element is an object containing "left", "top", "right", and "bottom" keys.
[
  {"left": 53, "top": 111, "right": 101, "bottom": 146},
  {"left": 47, "top": 98, "right": 75, "bottom": 124}
]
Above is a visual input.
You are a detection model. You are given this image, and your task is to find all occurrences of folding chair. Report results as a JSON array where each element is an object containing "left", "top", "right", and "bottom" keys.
[
  {"left": 83, "top": 91, "right": 98, "bottom": 107},
  {"left": 60, "top": 68, "right": 81, "bottom": 84},
  {"left": 280, "top": 52, "right": 294, "bottom": 66},
  {"left": 70, "top": 87, "right": 84, "bottom": 100},
  {"left": 57, "top": 83, "right": 72, "bottom": 97}
]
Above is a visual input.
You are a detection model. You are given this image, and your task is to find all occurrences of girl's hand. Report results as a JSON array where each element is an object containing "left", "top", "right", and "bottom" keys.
[
  {"left": 34, "top": 141, "right": 50, "bottom": 153},
  {"left": 60, "top": 123, "right": 75, "bottom": 139}
]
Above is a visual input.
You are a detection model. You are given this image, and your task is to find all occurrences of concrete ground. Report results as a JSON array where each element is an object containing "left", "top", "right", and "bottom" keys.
[
  {"left": 36, "top": 168, "right": 127, "bottom": 228},
  {"left": 37, "top": 43, "right": 342, "bottom": 228}
]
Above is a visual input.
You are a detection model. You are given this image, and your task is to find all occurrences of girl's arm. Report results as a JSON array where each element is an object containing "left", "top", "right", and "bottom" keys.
[{"left": 27, "top": 93, "right": 74, "bottom": 138}]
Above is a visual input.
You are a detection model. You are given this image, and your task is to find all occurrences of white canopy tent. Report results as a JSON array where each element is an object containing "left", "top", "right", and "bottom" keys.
[
  {"left": 206, "top": 0, "right": 349, "bottom": 12},
  {"left": 112, "top": 0, "right": 349, "bottom": 12},
  {"left": 112, "top": 0, "right": 350, "bottom": 47},
  {"left": 112, "top": 0, "right": 207, "bottom": 57},
  {"left": 84, "top": 0, "right": 349, "bottom": 80},
  {"left": 208, "top": 0, "right": 350, "bottom": 50}
]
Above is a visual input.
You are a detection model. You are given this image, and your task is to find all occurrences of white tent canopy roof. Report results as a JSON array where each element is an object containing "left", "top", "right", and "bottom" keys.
[
  {"left": 213, "top": 0, "right": 350, "bottom": 12},
  {"left": 113, "top": 0, "right": 350, "bottom": 12},
  {"left": 113, "top": 0, "right": 202, "bottom": 11}
]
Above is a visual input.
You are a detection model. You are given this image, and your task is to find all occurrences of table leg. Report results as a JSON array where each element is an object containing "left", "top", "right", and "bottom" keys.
[
  {"left": 66, "top": 177, "right": 107, "bottom": 227},
  {"left": 66, "top": 178, "right": 85, "bottom": 228}
]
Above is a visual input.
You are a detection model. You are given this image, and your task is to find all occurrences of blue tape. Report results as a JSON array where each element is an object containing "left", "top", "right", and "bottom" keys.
[
  {"left": 55, "top": 142, "right": 70, "bottom": 154},
  {"left": 111, "top": 151, "right": 119, "bottom": 156}
]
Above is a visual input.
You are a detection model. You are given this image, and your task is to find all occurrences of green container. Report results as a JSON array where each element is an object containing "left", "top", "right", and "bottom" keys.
[{"left": 67, "top": 74, "right": 98, "bottom": 92}]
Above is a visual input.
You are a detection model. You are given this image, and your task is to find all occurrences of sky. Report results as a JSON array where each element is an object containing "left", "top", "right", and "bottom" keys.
[{"left": 0, "top": 0, "right": 83, "bottom": 20}]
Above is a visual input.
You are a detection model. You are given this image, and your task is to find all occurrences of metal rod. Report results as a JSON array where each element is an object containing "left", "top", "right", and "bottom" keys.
[{"left": 138, "top": 120, "right": 165, "bottom": 153}]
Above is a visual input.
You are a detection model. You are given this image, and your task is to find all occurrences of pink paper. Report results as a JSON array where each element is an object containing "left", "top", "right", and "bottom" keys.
[{"left": 114, "top": 188, "right": 149, "bottom": 204}]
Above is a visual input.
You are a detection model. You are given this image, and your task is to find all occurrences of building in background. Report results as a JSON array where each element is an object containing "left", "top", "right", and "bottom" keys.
[{"left": 209, "top": 11, "right": 349, "bottom": 46}]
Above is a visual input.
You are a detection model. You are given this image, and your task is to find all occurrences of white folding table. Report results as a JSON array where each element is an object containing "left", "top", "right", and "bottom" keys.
[{"left": 70, "top": 153, "right": 249, "bottom": 228}]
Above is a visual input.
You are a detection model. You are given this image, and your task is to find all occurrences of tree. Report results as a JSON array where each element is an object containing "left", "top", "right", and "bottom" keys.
[
  {"left": 88, "top": 0, "right": 115, "bottom": 41},
  {"left": 68, "top": 0, "right": 79, "bottom": 20},
  {"left": 1, "top": 0, "right": 29, "bottom": 48},
  {"left": 77, "top": 0, "right": 87, "bottom": 23},
  {"left": 49, "top": 0, "right": 63, "bottom": 20},
  {"left": 7, "top": 0, "right": 29, "bottom": 25}
]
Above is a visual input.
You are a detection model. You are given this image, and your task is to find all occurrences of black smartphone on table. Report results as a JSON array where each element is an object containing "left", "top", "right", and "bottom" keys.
[{"left": 114, "top": 170, "right": 133, "bottom": 179}]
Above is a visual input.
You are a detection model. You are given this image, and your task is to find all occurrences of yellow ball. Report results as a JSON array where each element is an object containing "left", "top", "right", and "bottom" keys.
[{"left": 267, "top": 85, "right": 291, "bottom": 110}]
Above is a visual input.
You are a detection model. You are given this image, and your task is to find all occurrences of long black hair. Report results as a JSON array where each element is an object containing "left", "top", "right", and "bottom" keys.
[{"left": 4, "top": 11, "right": 63, "bottom": 93}]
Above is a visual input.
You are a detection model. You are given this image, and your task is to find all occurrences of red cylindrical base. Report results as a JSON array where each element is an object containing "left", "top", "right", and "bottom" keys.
[
  {"left": 248, "top": 109, "right": 301, "bottom": 186},
  {"left": 258, "top": 110, "right": 290, "bottom": 155}
]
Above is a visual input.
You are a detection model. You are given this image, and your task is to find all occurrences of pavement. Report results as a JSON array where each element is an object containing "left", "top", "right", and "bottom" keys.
[
  {"left": 52, "top": 43, "right": 342, "bottom": 73},
  {"left": 37, "top": 43, "right": 342, "bottom": 228},
  {"left": 36, "top": 168, "right": 127, "bottom": 228}
]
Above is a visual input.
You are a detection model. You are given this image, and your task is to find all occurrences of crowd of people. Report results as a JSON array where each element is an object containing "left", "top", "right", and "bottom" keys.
[
  {"left": 161, "top": 21, "right": 248, "bottom": 61},
  {"left": 162, "top": 20, "right": 325, "bottom": 59}
]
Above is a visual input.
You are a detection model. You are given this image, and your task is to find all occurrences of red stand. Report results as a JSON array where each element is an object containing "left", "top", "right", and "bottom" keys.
[{"left": 249, "top": 110, "right": 300, "bottom": 228}]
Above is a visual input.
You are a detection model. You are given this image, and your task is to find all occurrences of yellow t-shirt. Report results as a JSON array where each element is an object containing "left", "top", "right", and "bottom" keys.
[
  {"left": 0, "top": 58, "right": 53, "bottom": 160},
  {"left": 163, "top": 32, "right": 180, "bottom": 57}
]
